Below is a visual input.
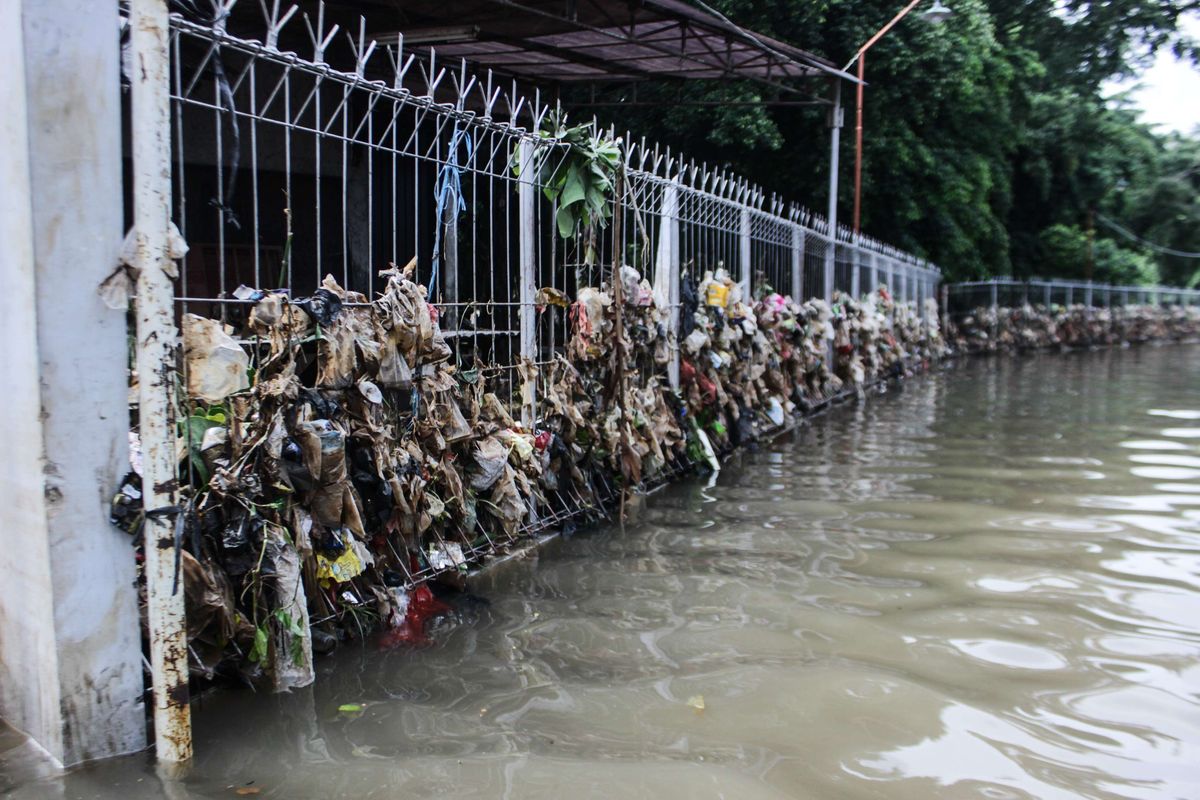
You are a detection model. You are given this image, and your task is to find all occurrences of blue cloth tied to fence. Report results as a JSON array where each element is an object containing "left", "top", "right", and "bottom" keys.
[{"left": 429, "top": 124, "right": 473, "bottom": 300}]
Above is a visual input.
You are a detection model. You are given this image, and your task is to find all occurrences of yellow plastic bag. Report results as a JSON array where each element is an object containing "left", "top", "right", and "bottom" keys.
[
  {"left": 705, "top": 282, "right": 729, "bottom": 308},
  {"left": 315, "top": 545, "right": 364, "bottom": 583}
]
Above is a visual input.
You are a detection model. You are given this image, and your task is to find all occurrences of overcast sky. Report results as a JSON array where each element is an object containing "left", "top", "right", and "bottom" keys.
[{"left": 1105, "top": 13, "right": 1200, "bottom": 135}]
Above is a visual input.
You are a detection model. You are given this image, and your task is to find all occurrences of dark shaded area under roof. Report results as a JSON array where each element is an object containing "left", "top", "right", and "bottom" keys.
[{"left": 285, "top": 0, "right": 855, "bottom": 103}]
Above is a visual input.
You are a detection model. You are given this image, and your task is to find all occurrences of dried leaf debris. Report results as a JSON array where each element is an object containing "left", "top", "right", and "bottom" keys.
[{"left": 131, "top": 259, "right": 963, "bottom": 689}]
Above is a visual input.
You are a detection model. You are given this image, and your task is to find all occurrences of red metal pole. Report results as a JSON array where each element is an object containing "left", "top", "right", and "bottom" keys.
[
  {"left": 848, "top": 0, "right": 924, "bottom": 235},
  {"left": 853, "top": 54, "right": 865, "bottom": 234}
]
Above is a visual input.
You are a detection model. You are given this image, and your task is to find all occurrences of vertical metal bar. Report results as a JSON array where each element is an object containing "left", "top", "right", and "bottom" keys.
[
  {"left": 1043, "top": 282, "right": 1051, "bottom": 307},
  {"left": 1084, "top": 281, "right": 1093, "bottom": 308},
  {"left": 443, "top": 195, "right": 458, "bottom": 306},
  {"left": 790, "top": 223, "right": 803, "bottom": 300},
  {"left": 941, "top": 283, "right": 949, "bottom": 339},
  {"left": 129, "top": 0, "right": 192, "bottom": 763},
  {"left": 739, "top": 207, "right": 751, "bottom": 301},
  {"left": 314, "top": 76, "right": 322, "bottom": 281},
  {"left": 868, "top": 252, "right": 877, "bottom": 294},
  {"left": 517, "top": 138, "right": 537, "bottom": 428},
  {"left": 1067, "top": 285, "right": 1074, "bottom": 306},
  {"left": 850, "top": 245, "right": 861, "bottom": 298},
  {"left": 990, "top": 279, "right": 998, "bottom": 311},
  {"left": 249, "top": 61, "right": 260, "bottom": 288},
  {"left": 824, "top": 80, "right": 841, "bottom": 307}
]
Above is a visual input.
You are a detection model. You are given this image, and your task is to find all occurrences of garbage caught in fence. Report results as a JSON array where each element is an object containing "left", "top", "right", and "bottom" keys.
[
  {"left": 123, "top": 257, "right": 944, "bottom": 689},
  {"left": 946, "top": 279, "right": 1200, "bottom": 352},
  {"left": 116, "top": 5, "right": 1197, "bottom": 711}
]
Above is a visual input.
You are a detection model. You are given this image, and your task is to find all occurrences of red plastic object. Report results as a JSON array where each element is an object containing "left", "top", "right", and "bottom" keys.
[{"left": 378, "top": 583, "right": 450, "bottom": 649}]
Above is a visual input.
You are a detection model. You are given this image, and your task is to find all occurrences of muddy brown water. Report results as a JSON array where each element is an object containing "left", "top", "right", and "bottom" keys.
[{"left": 7, "top": 344, "right": 1200, "bottom": 799}]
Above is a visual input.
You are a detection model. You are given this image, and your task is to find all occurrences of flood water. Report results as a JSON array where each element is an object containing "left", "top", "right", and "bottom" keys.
[{"left": 9, "top": 344, "right": 1200, "bottom": 799}]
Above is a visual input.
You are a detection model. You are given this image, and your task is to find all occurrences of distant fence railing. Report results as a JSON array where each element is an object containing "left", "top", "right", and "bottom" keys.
[{"left": 947, "top": 278, "right": 1200, "bottom": 315}]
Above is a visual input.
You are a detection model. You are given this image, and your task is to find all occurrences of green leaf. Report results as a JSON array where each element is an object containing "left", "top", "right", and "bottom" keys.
[
  {"left": 556, "top": 204, "right": 579, "bottom": 239},
  {"left": 249, "top": 624, "right": 269, "bottom": 664},
  {"left": 559, "top": 165, "right": 588, "bottom": 208}
]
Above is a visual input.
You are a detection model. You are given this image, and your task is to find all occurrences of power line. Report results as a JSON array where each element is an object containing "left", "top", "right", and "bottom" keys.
[{"left": 1095, "top": 212, "right": 1200, "bottom": 259}]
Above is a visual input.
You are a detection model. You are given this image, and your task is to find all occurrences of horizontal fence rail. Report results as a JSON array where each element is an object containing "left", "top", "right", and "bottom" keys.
[{"left": 947, "top": 278, "right": 1200, "bottom": 313}]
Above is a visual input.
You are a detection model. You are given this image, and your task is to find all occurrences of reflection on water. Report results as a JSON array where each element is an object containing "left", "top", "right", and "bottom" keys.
[{"left": 11, "top": 345, "right": 1200, "bottom": 800}]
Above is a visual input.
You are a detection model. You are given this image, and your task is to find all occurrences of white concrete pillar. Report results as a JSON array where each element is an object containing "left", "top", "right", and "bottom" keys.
[{"left": 0, "top": 0, "right": 145, "bottom": 767}]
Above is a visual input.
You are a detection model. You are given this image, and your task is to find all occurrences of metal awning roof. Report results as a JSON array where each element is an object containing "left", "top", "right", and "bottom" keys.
[{"left": 339, "top": 0, "right": 857, "bottom": 100}]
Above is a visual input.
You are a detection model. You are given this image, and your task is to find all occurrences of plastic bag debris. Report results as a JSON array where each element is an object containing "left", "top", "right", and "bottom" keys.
[
  {"left": 183, "top": 314, "right": 250, "bottom": 403},
  {"left": 161, "top": 248, "right": 964, "bottom": 687}
]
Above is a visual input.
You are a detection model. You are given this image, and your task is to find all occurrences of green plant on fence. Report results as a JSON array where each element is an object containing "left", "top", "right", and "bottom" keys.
[{"left": 517, "top": 112, "right": 622, "bottom": 265}]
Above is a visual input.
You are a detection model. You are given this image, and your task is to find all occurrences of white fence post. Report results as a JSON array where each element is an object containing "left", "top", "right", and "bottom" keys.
[
  {"left": 791, "top": 224, "right": 804, "bottom": 300},
  {"left": 824, "top": 235, "right": 836, "bottom": 305},
  {"left": 130, "top": 0, "right": 192, "bottom": 763},
  {"left": 850, "top": 244, "right": 861, "bottom": 299},
  {"left": 868, "top": 252, "right": 878, "bottom": 294},
  {"left": 518, "top": 138, "right": 537, "bottom": 428},
  {"left": 739, "top": 207, "right": 752, "bottom": 301},
  {"left": 659, "top": 178, "right": 681, "bottom": 389}
]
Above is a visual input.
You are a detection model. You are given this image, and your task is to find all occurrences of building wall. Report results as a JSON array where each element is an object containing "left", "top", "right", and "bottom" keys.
[
  {"left": 0, "top": 0, "right": 64, "bottom": 766},
  {"left": 0, "top": 0, "right": 146, "bottom": 766}
]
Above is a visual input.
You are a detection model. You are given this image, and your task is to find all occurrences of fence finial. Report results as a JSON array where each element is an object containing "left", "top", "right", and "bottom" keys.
[
  {"left": 347, "top": 17, "right": 376, "bottom": 78},
  {"left": 259, "top": 0, "right": 298, "bottom": 51},
  {"left": 303, "top": 1, "right": 338, "bottom": 64}
]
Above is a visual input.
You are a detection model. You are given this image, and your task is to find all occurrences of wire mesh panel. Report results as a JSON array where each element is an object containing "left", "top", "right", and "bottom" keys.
[
  {"left": 749, "top": 210, "right": 793, "bottom": 297},
  {"left": 802, "top": 230, "right": 827, "bottom": 300},
  {"left": 833, "top": 242, "right": 855, "bottom": 296},
  {"left": 678, "top": 188, "right": 743, "bottom": 288}
]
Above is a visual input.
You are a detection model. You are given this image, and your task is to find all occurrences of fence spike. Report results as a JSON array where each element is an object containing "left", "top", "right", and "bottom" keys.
[
  {"left": 347, "top": 16, "right": 376, "bottom": 77},
  {"left": 259, "top": 0, "right": 298, "bottom": 51},
  {"left": 303, "top": 1, "right": 339, "bottom": 64}
]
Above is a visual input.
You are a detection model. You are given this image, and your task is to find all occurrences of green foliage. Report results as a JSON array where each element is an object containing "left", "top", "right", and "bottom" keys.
[
  {"left": 274, "top": 608, "right": 307, "bottom": 666},
  {"left": 570, "top": 0, "right": 1200, "bottom": 286},
  {"left": 248, "top": 623, "right": 269, "bottom": 665},
  {"left": 520, "top": 113, "right": 622, "bottom": 263}
]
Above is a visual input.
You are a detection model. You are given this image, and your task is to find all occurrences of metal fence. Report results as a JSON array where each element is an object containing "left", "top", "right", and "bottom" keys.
[
  {"left": 153, "top": 4, "right": 942, "bottom": 569},
  {"left": 121, "top": 2, "right": 949, "bottom": 758},
  {"left": 947, "top": 278, "right": 1200, "bottom": 316}
]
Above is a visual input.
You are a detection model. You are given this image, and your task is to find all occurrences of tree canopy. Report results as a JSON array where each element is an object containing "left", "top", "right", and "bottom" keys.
[{"left": 572, "top": 0, "right": 1200, "bottom": 286}]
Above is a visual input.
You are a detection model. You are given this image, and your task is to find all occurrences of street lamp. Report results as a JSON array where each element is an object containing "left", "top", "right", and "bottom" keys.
[
  {"left": 847, "top": 0, "right": 952, "bottom": 234},
  {"left": 922, "top": 1, "right": 954, "bottom": 24}
]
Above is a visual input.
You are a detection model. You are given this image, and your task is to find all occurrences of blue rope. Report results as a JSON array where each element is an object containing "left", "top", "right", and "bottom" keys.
[{"left": 429, "top": 124, "right": 472, "bottom": 299}]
